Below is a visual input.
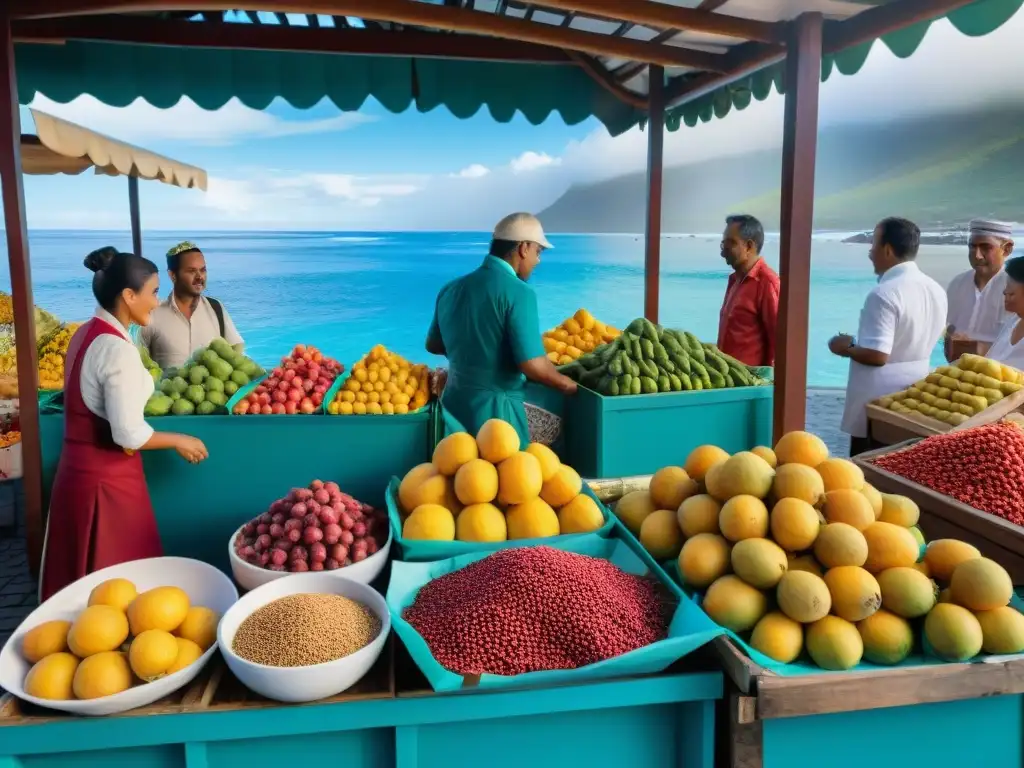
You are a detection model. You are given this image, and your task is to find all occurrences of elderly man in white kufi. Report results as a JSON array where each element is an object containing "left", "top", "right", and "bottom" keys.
[{"left": 945, "top": 219, "right": 1015, "bottom": 360}]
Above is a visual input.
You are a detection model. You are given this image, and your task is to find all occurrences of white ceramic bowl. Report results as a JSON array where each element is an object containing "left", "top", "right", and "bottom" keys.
[
  {"left": 0, "top": 556, "right": 238, "bottom": 716},
  {"left": 217, "top": 572, "right": 390, "bottom": 703},
  {"left": 228, "top": 524, "right": 391, "bottom": 592}
]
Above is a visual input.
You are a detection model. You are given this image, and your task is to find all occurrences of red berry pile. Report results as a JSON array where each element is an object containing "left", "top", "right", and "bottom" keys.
[
  {"left": 233, "top": 479, "right": 385, "bottom": 572},
  {"left": 869, "top": 422, "right": 1024, "bottom": 526},
  {"left": 234, "top": 345, "right": 343, "bottom": 415},
  {"left": 404, "top": 546, "right": 666, "bottom": 676}
]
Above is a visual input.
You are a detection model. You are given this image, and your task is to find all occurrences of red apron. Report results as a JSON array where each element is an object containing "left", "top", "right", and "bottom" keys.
[{"left": 41, "top": 317, "right": 162, "bottom": 601}]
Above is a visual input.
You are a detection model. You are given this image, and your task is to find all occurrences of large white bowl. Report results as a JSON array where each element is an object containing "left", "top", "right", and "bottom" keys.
[
  {"left": 217, "top": 572, "right": 390, "bottom": 703},
  {"left": 228, "top": 524, "right": 391, "bottom": 592},
  {"left": 0, "top": 556, "right": 238, "bottom": 716}
]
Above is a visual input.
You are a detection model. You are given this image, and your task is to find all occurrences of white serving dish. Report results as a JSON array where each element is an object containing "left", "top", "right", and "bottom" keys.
[
  {"left": 217, "top": 572, "right": 390, "bottom": 703},
  {"left": 228, "top": 524, "right": 391, "bottom": 592},
  {"left": 0, "top": 556, "right": 238, "bottom": 717}
]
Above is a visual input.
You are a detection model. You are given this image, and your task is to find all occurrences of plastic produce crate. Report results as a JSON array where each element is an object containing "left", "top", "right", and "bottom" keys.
[{"left": 563, "top": 385, "right": 773, "bottom": 479}]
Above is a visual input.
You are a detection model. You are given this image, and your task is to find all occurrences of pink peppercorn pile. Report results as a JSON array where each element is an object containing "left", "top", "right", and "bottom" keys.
[
  {"left": 869, "top": 422, "right": 1024, "bottom": 526},
  {"left": 403, "top": 546, "right": 667, "bottom": 676}
]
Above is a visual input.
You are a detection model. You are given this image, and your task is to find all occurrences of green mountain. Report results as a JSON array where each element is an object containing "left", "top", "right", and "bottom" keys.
[{"left": 539, "top": 108, "right": 1024, "bottom": 232}]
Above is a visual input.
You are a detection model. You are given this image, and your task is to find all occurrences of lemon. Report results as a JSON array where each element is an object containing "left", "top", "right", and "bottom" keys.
[
  {"left": 403, "top": 504, "right": 456, "bottom": 541},
  {"left": 21, "top": 619, "right": 71, "bottom": 663},
  {"left": 166, "top": 638, "right": 203, "bottom": 674},
  {"left": 127, "top": 586, "right": 190, "bottom": 635},
  {"left": 24, "top": 652, "right": 79, "bottom": 700},
  {"left": 68, "top": 605, "right": 130, "bottom": 657},
  {"left": 88, "top": 578, "right": 138, "bottom": 612},
  {"left": 455, "top": 503, "right": 507, "bottom": 542},
  {"left": 129, "top": 630, "right": 181, "bottom": 681},
  {"left": 175, "top": 606, "right": 219, "bottom": 651},
  {"left": 73, "top": 651, "right": 133, "bottom": 699}
]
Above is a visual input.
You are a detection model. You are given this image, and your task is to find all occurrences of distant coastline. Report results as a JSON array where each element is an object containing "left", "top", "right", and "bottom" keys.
[{"left": 842, "top": 228, "right": 970, "bottom": 246}]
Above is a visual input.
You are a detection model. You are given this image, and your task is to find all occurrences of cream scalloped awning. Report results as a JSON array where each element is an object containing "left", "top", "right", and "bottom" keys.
[{"left": 21, "top": 109, "right": 207, "bottom": 191}]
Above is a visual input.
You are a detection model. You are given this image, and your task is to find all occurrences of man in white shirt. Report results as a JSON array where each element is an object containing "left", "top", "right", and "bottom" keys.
[
  {"left": 944, "top": 218, "right": 1014, "bottom": 361},
  {"left": 138, "top": 241, "right": 245, "bottom": 370},
  {"left": 829, "top": 217, "right": 947, "bottom": 457}
]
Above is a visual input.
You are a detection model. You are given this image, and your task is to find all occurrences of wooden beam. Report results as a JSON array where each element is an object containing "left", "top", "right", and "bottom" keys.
[
  {"left": 12, "top": 16, "right": 576, "bottom": 64},
  {"left": 0, "top": 12, "right": 44, "bottom": 578},
  {"left": 567, "top": 51, "right": 646, "bottom": 109},
  {"left": 643, "top": 65, "right": 664, "bottom": 324},
  {"left": 613, "top": 27, "right": 676, "bottom": 83},
  {"left": 9, "top": 1, "right": 730, "bottom": 70},
  {"left": 128, "top": 175, "right": 142, "bottom": 258},
  {"left": 533, "top": 0, "right": 784, "bottom": 44},
  {"left": 773, "top": 12, "right": 822, "bottom": 442}
]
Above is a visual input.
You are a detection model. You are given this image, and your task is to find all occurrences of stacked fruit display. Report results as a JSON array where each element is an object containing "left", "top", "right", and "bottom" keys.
[
  {"left": 397, "top": 418, "right": 605, "bottom": 543},
  {"left": 138, "top": 346, "right": 162, "bottom": 382},
  {"left": 232, "top": 479, "right": 386, "bottom": 571},
  {"left": 146, "top": 338, "right": 264, "bottom": 416},
  {"left": 0, "top": 302, "right": 69, "bottom": 375},
  {"left": 617, "top": 431, "right": 1024, "bottom": 670},
  {"left": 18, "top": 578, "right": 218, "bottom": 701},
  {"left": 875, "top": 354, "right": 1024, "bottom": 426},
  {"left": 542, "top": 308, "right": 621, "bottom": 365},
  {"left": 327, "top": 344, "right": 430, "bottom": 416},
  {"left": 232, "top": 345, "right": 343, "bottom": 416},
  {"left": 560, "top": 317, "right": 766, "bottom": 396},
  {"left": 34, "top": 322, "right": 84, "bottom": 390}
]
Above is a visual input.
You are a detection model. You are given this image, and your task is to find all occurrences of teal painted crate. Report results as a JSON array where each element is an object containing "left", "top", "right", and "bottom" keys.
[
  {"left": 563, "top": 385, "right": 773, "bottom": 478},
  {"left": 39, "top": 411, "right": 432, "bottom": 574},
  {"left": 0, "top": 667, "right": 722, "bottom": 768},
  {"left": 388, "top": 531, "right": 724, "bottom": 693},
  {"left": 384, "top": 476, "right": 615, "bottom": 562}
]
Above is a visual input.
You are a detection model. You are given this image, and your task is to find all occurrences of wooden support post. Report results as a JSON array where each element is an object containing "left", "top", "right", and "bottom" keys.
[
  {"left": 0, "top": 12, "right": 44, "bottom": 576},
  {"left": 128, "top": 175, "right": 143, "bottom": 257},
  {"left": 773, "top": 13, "right": 822, "bottom": 443},
  {"left": 643, "top": 65, "right": 664, "bottom": 324}
]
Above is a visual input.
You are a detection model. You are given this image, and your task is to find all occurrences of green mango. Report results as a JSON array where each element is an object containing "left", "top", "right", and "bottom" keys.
[
  {"left": 204, "top": 377, "right": 224, "bottom": 393},
  {"left": 186, "top": 384, "right": 206, "bottom": 405},
  {"left": 209, "top": 359, "right": 234, "bottom": 382},
  {"left": 170, "top": 376, "right": 189, "bottom": 394},
  {"left": 223, "top": 380, "right": 239, "bottom": 396},
  {"left": 640, "top": 376, "right": 657, "bottom": 394},
  {"left": 169, "top": 391, "right": 181, "bottom": 401},
  {"left": 189, "top": 365, "right": 209, "bottom": 385},
  {"left": 143, "top": 394, "right": 173, "bottom": 417},
  {"left": 200, "top": 349, "right": 222, "bottom": 369},
  {"left": 230, "top": 370, "right": 250, "bottom": 387},
  {"left": 238, "top": 360, "right": 261, "bottom": 378},
  {"left": 160, "top": 378, "right": 176, "bottom": 396},
  {"left": 170, "top": 398, "right": 195, "bottom": 416},
  {"left": 206, "top": 391, "right": 228, "bottom": 407}
]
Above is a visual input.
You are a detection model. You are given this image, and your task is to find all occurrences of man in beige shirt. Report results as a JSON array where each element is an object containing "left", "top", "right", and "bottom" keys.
[{"left": 138, "top": 241, "right": 244, "bottom": 370}]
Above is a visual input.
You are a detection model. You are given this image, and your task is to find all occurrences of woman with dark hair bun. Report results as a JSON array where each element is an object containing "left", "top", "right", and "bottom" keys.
[
  {"left": 985, "top": 256, "right": 1024, "bottom": 370},
  {"left": 40, "top": 246, "right": 209, "bottom": 600}
]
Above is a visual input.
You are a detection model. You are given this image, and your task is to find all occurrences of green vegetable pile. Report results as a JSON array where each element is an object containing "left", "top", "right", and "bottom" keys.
[
  {"left": 138, "top": 347, "right": 162, "bottom": 383},
  {"left": 144, "top": 338, "right": 265, "bottom": 416},
  {"left": 559, "top": 318, "right": 770, "bottom": 396}
]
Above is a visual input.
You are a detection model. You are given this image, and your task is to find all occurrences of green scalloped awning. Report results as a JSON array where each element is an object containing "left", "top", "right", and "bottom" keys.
[
  {"left": 14, "top": 40, "right": 644, "bottom": 136},
  {"left": 665, "top": 0, "right": 1024, "bottom": 131}
]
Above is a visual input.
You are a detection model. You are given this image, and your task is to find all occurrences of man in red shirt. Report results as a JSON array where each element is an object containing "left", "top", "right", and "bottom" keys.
[{"left": 717, "top": 214, "right": 780, "bottom": 366}]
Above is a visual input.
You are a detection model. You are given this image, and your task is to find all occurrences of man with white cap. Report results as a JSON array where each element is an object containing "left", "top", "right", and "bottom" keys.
[
  {"left": 426, "top": 213, "right": 577, "bottom": 446},
  {"left": 944, "top": 219, "right": 1015, "bottom": 360}
]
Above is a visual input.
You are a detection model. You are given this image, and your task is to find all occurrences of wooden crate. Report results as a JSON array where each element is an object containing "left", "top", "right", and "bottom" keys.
[
  {"left": 867, "top": 386, "right": 1024, "bottom": 447},
  {"left": 854, "top": 440, "right": 1024, "bottom": 584},
  {"left": 718, "top": 636, "right": 1024, "bottom": 768}
]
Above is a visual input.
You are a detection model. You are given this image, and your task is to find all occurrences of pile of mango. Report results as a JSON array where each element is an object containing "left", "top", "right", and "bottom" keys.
[
  {"left": 328, "top": 345, "right": 430, "bottom": 415},
  {"left": 542, "top": 309, "right": 620, "bottom": 365},
  {"left": 560, "top": 317, "right": 765, "bottom": 396},
  {"left": 618, "top": 431, "right": 1024, "bottom": 670},
  {"left": 0, "top": 301, "right": 81, "bottom": 389},
  {"left": 876, "top": 354, "right": 1024, "bottom": 426},
  {"left": 36, "top": 322, "right": 84, "bottom": 390},
  {"left": 145, "top": 338, "right": 264, "bottom": 416}
]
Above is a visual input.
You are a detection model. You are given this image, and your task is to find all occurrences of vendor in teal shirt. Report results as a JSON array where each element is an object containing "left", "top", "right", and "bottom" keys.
[{"left": 426, "top": 213, "right": 577, "bottom": 446}]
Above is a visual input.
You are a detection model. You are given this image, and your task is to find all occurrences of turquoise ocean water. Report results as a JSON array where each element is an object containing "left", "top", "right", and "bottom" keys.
[{"left": 2, "top": 230, "right": 959, "bottom": 388}]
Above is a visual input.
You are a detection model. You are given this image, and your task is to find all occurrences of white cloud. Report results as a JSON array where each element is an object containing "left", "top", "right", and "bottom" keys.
[
  {"left": 452, "top": 163, "right": 490, "bottom": 179},
  {"left": 509, "top": 151, "right": 561, "bottom": 174},
  {"left": 25, "top": 95, "right": 375, "bottom": 146}
]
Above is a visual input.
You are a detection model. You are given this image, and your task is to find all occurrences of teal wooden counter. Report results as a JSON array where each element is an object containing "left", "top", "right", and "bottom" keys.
[
  {"left": 39, "top": 412, "right": 433, "bottom": 573},
  {"left": 0, "top": 660, "right": 723, "bottom": 768}
]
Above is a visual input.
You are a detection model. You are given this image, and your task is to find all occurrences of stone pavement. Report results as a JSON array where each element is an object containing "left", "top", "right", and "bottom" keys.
[{"left": 0, "top": 388, "right": 851, "bottom": 651}]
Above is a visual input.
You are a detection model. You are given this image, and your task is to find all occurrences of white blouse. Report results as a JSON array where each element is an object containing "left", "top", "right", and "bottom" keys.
[
  {"left": 985, "top": 317, "right": 1024, "bottom": 372},
  {"left": 79, "top": 309, "right": 155, "bottom": 450}
]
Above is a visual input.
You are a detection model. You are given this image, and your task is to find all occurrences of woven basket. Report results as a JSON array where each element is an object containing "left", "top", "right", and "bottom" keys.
[{"left": 525, "top": 402, "right": 562, "bottom": 447}]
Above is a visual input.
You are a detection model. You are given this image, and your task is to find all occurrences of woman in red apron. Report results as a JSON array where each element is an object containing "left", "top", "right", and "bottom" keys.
[{"left": 40, "top": 247, "right": 209, "bottom": 600}]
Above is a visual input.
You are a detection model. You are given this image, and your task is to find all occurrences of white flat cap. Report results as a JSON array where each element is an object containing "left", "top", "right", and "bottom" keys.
[
  {"left": 969, "top": 219, "right": 1015, "bottom": 240},
  {"left": 493, "top": 212, "right": 553, "bottom": 250}
]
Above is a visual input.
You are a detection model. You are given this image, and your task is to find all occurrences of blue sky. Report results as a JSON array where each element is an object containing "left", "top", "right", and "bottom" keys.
[{"left": 15, "top": 8, "right": 1024, "bottom": 232}]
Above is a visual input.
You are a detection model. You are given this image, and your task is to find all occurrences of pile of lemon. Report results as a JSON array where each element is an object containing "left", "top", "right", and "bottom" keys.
[
  {"left": 20, "top": 578, "right": 219, "bottom": 701},
  {"left": 543, "top": 309, "right": 621, "bottom": 365},
  {"left": 328, "top": 345, "right": 431, "bottom": 416},
  {"left": 397, "top": 418, "right": 606, "bottom": 543}
]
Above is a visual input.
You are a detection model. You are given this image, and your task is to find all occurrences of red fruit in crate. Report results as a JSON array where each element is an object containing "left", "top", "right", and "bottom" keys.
[
  {"left": 314, "top": 385, "right": 327, "bottom": 395},
  {"left": 324, "top": 558, "right": 340, "bottom": 571},
  {"left": 302, "top": 379, "right": 315, "bottom": 393},
  {"left": 258, "top": 393, "right": 271, "bottom": 406},
  {"left": 272, "top": 390, "right": 287, "bottom": 404},
  {"left": 284, "top": 401, "right": 299, "bottom": 415},
  {"left": 287, "top": 388, "right": 302, "bottom": 403},
  {"left": 303, "top": 526, "right": 323, "bottom": 545},
  {"left": 290, "top": 502, "right": 307, "bottom": 518},
  {"left": 290, "top": 560, "right": 309, "bottom": 573},
  {"left": 303, "top": 513, "right": 319, "bottom": 528},
  {"left": 283, "top": 368, "right": 296, "bottom": 381},
  {"left": 234, "top": 401, "right": 250, "bottom": 415},
  {"left": 270, "top": 549, "right": 288, "bottom": 567},
  {"left": 271, "top": 403, "right": 285, "bottom": 415},
  {"left": 265, "top": 378, "right": 279, "bottom": 391},
  {"left": 259, "top": 405, "right": 272, "bottom": 415},
  {"left": 310, "top": 542, "right": 327, "bottom": 564},
  {"left": 278, "top": 380, "right": 291, "bottom": 392},
  {"left": 299, "top": 399, "right": 315, "bottom": 415},
  {"left": 290, "top": 545, "right": 308, "bottom": 562},
  {"left": 330, "top": 543, "right": 348, "bottom": 562},
  {"left": 323, "top": 523, "right": 342, "bottom": 544},
  {"left": 311, "top": 393, "right": 323, "bottom": 407}
]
